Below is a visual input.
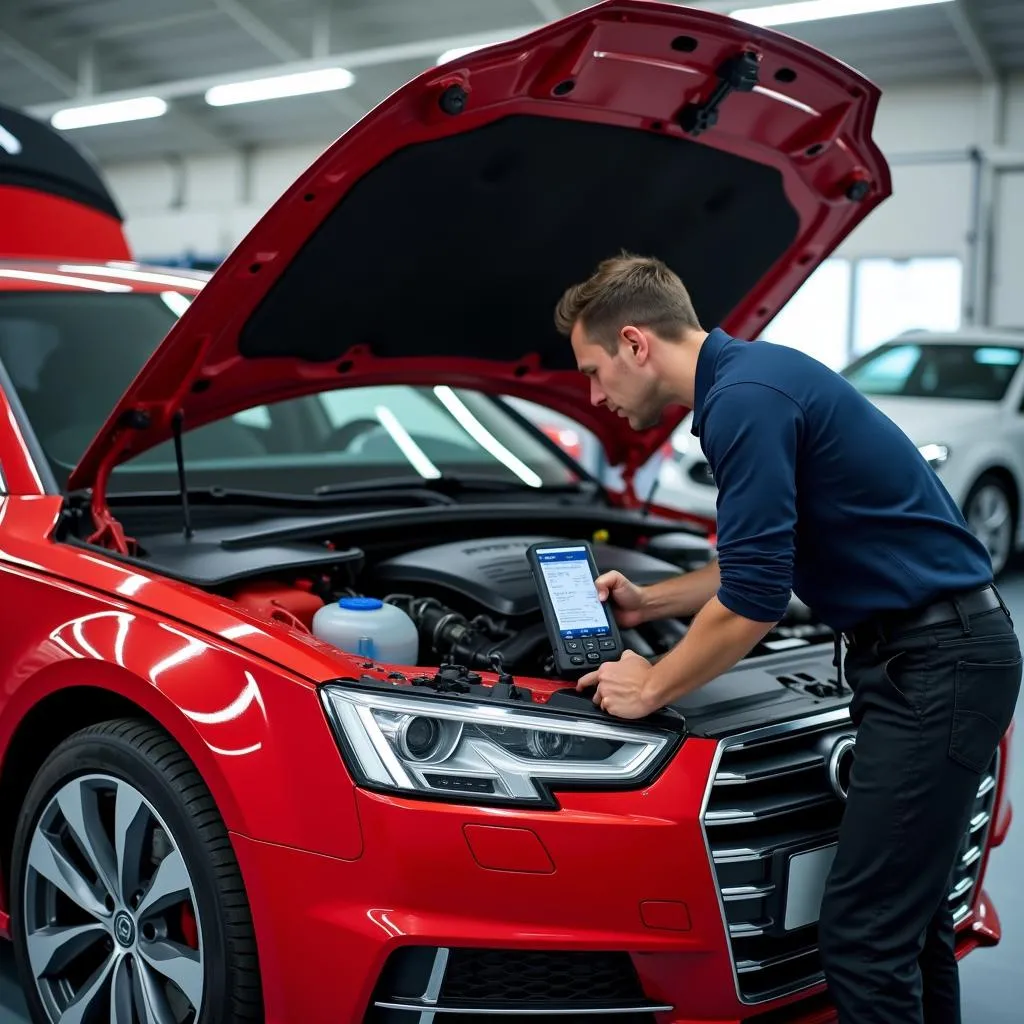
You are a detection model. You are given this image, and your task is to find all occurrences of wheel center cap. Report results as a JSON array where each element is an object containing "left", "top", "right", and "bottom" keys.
[{"left": 113, "top": 910, "right": 136, "bottom": 948}]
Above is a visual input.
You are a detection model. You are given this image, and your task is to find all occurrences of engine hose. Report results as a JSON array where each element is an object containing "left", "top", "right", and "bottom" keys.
[
  {"left": 387, "top": 595, "right": 547, "bottom": 672},
  {"left": 620, "top": 628, "right": 655, "bottom": 658},
  {"left": 482, "top": 622, "right": 550, "bottom": 668}
]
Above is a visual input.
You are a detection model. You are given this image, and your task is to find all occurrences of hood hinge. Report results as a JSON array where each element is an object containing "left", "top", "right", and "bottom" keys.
[{"left": 87, "top": 408, "right": 149, "bottom": 555}]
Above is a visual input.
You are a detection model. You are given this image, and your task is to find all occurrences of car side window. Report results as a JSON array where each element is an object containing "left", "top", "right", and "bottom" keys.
[
  {"left": 843, "top": 344, "right": 920, "bottom": 394},
  {"left": 232, "top": 406, "right": 271, "bottom": 430}
]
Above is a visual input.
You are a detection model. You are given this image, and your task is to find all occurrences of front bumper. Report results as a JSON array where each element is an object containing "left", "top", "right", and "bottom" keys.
[{"left": 229, "top": 722, "right": 1004, "bottom": 1024}]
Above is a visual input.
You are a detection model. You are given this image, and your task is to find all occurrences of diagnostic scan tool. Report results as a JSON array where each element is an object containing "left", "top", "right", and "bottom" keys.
[{"left": 527, "top": 541, "right": 624, "bottom": 676}]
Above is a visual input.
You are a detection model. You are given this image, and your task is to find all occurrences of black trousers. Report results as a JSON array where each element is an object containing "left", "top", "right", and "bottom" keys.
[{"left": 818, "top": 599, "right": 1021, "bottom": 1024}]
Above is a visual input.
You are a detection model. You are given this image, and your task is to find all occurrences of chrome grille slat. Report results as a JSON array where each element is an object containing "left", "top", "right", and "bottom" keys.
[
  {"left": 948, "top": 876, "right": 973, "bottom": 901},
  {"left": 714, "top": 848, "right": 773, "bottom": 864},
  {"left": 701, "top": 708, "right": 1001, "bottom": 1006},
  {"left": 723, "top": 883, "right": 776, "bottom": 901},
  {"left": 736, "top": 944, "right": 819, "bottom": 974},
  {"left": 969, "top": 811, "right": 991, "bottom": 833},
  {"left": 704, "top": 792, "right": 835, "bottom": 825},
  {"left": 714, "top": 751, "right": 825, "bottom": 785},
  {"left": 730, "top": 920, "right": 772, "bottom": 937},
  {"left": 372, "top": 1000, "right": 675, "bottom": 1016}
]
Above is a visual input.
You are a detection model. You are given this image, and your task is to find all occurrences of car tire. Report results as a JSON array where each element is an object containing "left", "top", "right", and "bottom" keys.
[
  {"left": 963, "top": 472, "right": 1017, "bottom": 578},
  {"left": 10, "top": 718, "right": 263, "bottom": 1024}
]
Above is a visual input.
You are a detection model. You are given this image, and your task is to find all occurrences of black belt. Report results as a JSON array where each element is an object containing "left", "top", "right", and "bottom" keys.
[{"left": 844, "top": 584, "right": 1004, "bottom": 649}]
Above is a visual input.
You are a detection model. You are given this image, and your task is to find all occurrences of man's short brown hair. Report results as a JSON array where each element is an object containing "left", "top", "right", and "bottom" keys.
[{"left": 554, "top": 252, "right": 702, "bottom": 353}]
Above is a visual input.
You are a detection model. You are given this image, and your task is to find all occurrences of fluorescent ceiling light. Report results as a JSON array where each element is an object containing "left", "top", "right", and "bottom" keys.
[
  {"left": 437, "top": 44, "right": 489, "bottom": 64},
  {"left": 205, "top": 68, "right": 354, "bottom": 106},
  {"left": 51, "top": 97, "right": 167, "bottom": 130},
  {"left": 437, "top": 39, "right": 511, "bottom": 64},
  {"left": 731, "top": 0, "right": 954, "bottom": 27}
]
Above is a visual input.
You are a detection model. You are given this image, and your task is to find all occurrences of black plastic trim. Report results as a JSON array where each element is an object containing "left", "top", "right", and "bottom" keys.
[{"left": 0, "top": 349, "right": 59, "bottom": 494}]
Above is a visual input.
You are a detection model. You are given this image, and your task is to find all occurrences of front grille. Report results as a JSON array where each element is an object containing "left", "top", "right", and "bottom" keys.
[
  {"left": 365, "top": 947, "right": 670, "bottom": 1021},
  {"left": 950, "top": 755, "right": 999, "bottom": 925},
  {"left": 701, "top": 710, "right": 1000, "bottom": 1005}
]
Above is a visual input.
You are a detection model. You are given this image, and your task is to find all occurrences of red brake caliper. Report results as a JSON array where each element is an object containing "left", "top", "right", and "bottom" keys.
[{"left": 181, "top": 904, "right": 199, "bottom": 949}]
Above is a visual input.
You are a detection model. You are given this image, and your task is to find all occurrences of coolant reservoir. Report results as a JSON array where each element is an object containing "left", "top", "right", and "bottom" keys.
[{"left": 312, "top": 597, "right": 419, "bottom": 664}]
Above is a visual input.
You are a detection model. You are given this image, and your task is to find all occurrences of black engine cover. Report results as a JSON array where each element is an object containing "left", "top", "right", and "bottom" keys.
[{"left": 373, "top": 535, "right": 682, "bottom": 617}]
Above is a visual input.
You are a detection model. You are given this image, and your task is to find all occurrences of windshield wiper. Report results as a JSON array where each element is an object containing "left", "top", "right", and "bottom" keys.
[
  {"left": 313, "top": 473, "right": 593, "bottom": 498},
  {"left": 101, "top": 484, "right": 458, "bottom": 508}
]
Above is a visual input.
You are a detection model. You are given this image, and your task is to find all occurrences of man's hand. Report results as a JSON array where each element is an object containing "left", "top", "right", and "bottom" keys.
[
  {"left": 576, "top": 649, "right": 660, "bottom": 720},
  {"left": 593, "top": 570, "right": 647, "bottom": 629}
]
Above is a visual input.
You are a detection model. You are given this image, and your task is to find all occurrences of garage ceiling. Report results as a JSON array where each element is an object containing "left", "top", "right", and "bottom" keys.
[{"left": 0, "top": 0, "right": 1020, "bottom": 164}]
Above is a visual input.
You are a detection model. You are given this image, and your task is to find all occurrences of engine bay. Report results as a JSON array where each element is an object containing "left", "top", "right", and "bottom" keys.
[
  {"left": 64, "top": 494, "right": 835, "bottom": 687},
  {"left": 212, "top": 531, "right": 832, "bottom": 680}
]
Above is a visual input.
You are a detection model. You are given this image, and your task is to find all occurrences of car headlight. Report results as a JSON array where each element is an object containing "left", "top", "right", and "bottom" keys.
[
  {"left": 320, "top": 685, "right": 675, "bottom": 806},
  {"left": 918, "top": 443, "right": 950, "bottom": 468}
]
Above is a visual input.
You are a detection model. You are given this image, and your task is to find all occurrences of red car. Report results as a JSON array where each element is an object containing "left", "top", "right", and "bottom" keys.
[{"left": 0, "top": 4, "right": 1013, "bottom": 1023}]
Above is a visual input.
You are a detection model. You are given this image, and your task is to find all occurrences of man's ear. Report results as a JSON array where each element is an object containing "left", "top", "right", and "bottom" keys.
[{"left": 620, "top": 325, "right": 651, "bottom": 365}]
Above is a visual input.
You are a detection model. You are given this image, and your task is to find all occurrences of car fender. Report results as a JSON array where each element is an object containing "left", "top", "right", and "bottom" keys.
[
  {"left": 950, "top": 451, "right": 1022, "bottom": 514},
  {"left": 0, "top": 587, "right": 365, "bottom": 862}
]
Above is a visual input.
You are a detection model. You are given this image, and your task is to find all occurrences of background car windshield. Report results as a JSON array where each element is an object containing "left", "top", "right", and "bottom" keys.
[
  {"left": 0, "top": 291, "right": 578, "bottom": 493},
  {"left": 842, "top": 341, "right": 1023, "bottom": 401}
]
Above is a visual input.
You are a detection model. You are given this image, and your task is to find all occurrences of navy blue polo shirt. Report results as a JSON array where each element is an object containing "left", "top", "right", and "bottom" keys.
[{"left": 691, "top": 328, "right": 993, "bottom": 632}]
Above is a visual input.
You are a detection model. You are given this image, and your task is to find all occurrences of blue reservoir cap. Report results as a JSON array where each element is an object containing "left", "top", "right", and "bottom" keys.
[{"left": 339, "top": 596, "right": 383, "bottom": 611}]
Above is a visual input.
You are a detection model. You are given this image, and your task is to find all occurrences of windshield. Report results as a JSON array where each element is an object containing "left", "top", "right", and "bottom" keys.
[
  {"left": 842, "top": 341, "right": 1023, "bottom": 401},
  {"left": 0, "top": 291, "right": 580, "bottom": 494}
]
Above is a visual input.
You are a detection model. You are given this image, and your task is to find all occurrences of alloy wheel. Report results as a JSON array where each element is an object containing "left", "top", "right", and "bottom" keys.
[
  {"left": 966, "top": 482, "right": 1013, "bottom": 576},
  {"left": 23, "top": 773, "right": 204, "bottom": 1024}
]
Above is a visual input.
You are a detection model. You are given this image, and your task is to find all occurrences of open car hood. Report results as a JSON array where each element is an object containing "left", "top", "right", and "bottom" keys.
[{"left": 68, "top": 0, "right": 890, "bottom": 492}]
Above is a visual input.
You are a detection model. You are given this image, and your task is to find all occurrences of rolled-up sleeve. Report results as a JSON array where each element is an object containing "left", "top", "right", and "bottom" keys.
[{"left": 701, "top": 382, "right": 802, "bottom": 622}]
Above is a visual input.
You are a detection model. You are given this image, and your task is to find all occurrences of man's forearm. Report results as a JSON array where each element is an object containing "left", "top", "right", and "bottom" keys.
[
  {"left": 641, "top": 596, "right": 776, "bottom": 709},
  {"left": 640, "top": 559, "right": 720, "bottom": 621}
]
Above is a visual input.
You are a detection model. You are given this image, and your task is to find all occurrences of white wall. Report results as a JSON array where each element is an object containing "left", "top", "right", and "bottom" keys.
[
  {"left": 104, "top": 142, "right": 326, "bottom": 259},
  {"left": 101, "top": 76, "right": 1024, "bottom": 325},
  {"left": 834, "top": 80, "right": 990, "bottom": 264}
]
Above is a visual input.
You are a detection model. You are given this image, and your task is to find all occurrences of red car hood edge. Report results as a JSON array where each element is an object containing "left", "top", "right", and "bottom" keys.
[{"left": 67, "top": 0, "right": 891, "bottom": 498}]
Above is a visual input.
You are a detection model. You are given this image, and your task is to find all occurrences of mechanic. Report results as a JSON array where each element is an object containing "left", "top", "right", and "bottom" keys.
[{"left": 553, "top": 253, "right": 1022, "bottom": 1024}]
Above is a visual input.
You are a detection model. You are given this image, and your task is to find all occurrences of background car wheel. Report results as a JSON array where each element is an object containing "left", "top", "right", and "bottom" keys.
[
  {"left": 10, "top": 718, "right": 263, "bottom": 1024},
  {"left": 963, "top": 472, "right": 1017, "bottom": 578}
]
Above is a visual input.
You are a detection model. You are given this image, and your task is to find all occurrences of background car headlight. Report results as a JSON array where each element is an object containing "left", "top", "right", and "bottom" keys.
[
  {"left": 918, "top": 443, "right": 950, "bottom": 468},
  {"left": 320, "top": 685, "right": 675, "bottom": 805}
]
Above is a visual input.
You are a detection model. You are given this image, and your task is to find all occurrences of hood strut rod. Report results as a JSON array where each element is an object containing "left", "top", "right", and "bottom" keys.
[{"left": 171, "top": 410, "right": 194, "bottom": 540}]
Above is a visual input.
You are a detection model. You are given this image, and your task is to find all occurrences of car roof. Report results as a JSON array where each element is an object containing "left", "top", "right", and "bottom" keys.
[
  {"left": 0, "top": 259, "right": 208, "bottom": 294},
  {"left": 887, "top": 327, "right": 1024, "bottom": 347}
]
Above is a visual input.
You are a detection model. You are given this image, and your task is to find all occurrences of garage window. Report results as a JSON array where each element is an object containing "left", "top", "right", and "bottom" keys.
[
  {"left": 759, "top": 256, "right": 964, "bottom": 369},
  {"left": 851, "top": 257, "right": 963, "bottom": 357}
]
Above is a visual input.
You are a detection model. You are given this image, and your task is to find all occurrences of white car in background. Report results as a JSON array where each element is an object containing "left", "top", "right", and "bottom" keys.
[{"left": 659, "top": 329, "right": 1024, "bottom": 576}]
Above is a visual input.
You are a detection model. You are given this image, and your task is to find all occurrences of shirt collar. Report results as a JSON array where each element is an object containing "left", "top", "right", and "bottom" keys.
[{"left": 690, "top": 327, "right": 732, "bottom": 436}]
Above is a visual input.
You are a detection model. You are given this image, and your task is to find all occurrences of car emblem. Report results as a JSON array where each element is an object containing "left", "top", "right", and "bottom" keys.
[
  {"left": 827, "top": 735, "right": 856, "bottom": 802},
  {"left": 113, "top": 910, "right": 136, "bottom": 948}
]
